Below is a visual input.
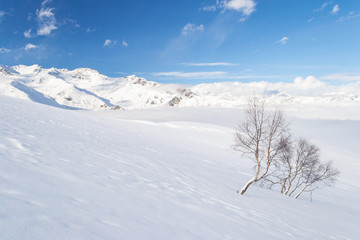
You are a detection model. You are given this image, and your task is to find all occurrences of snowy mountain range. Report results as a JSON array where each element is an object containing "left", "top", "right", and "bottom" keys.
[{"left": 1, "top": 64, "right": 359, "bottom": 110}]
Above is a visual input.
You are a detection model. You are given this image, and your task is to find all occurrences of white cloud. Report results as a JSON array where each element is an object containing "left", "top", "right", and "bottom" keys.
[
  {"left": 202, "top": 1, "right": 256, "bottom": 21},
  {"left": 331, "top": 4, "right": 340, "bottom": 14},
  {"left": 294, "top": 76, "right": 325, "bottom": 89},
  {"left": 338, "top": 11, "right": 360, "bottom": 22},
  {"left": 162, "top": 24, "right": 205, "bottom": 56},
  {"left": 26, "top": 0, "right": 79, "bottom": 37},
  {"left": 153, "top": 71, "right": 288, "bottom": 81},
  {"left": 314, "top": 2, "right": 329, "bottom": 12},
  {"left": 201, "top": 5, "right": 217, "bottom": 12},
  {"left": 321, "top": 2, "right": 329, "bottom": 9},
  {"left": 86, "top": 27, "right": 96, "bottom": 33},
  {"left": 181, "top": 23, "right": 205, "bottom": 35},
  {"left": 24, "top": 43, "right": 38, "bottom": 51},
  {"left": 308, "top": 17, "right": 315, "bottom": 23},
  {"left": 104, "top": 39, "right": 117, "bottom": 47},
  {"left": 0, "top": 10, "right": 8, "bottom": 23},
  {"left": 321, "top": 74, "right": 360, "bottom": 82},
  {"left": 24, "top": 29, "right": 35, "bottom": 38},
  {"left": 122, "top": 41, "right": 128, "bottom": 47},
  {"left": 220, "top": 0, "right": 256, "bottom": 16},
  {"left": 183, "top": 62, "right": 238, "bottom": 66},
  {"left": 62, "top": 18, "right": 80, "bottom": 28},
  {"left": 35, "top": 0, "right": 57, "bottom": 36},
  {"left": 153, "top": 71, "right": 227, "bottom": 79},
  {"left": 104, "top": 39, "right": 112, "bottom": 46},
  {"left": 42, "top": 0, "right": 52, "bottom": 7},
  {"left": 277, "top": 36, "right": 289, "bottom": 45},
  {"left": 0, "top": 47, "right": 11, "bottom": 53}
]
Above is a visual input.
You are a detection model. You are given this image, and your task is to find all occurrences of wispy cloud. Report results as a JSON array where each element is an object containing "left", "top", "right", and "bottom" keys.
[
  {"left": 198, "top": 1, "right": 256, "bottom": 48},
  {"left": 103, "top": 39, "right": 117, "bottom": 47},
  {"left": 182, "top": 23, "right": 205, "bottom": 35},
  {"left": 24, "top": 0, "right": 57, "bottom": 37},
  {"left": 314, "top": 2, "right": 330, "bottom": 12},
  {"left": 0, "top": 10, "right": 6, "bottom": 22},
  {"left": 331, "top": 4, "right": 340, "bottom": 15},
  {"left": 308, "top": 17, "right": 315, "bottom": 23},
  {"left": 0, "top": 47, "right": 11, "bottom": 53},
  {"left": 183, "top": 62, "right": 238, "bottom": 66},
  {"left": 338, "top": 11, "right": 360, "bottom": 22},
  {"left": 321, "top": 74, "right": 360, "bottom": 82},
  {"left": 24, "top": 43, "right": 39, "bottom": 51},
  {"left": 86, "top": 27, "right": 96, "bottom": 33},
  {"left": 122, "top": 41, "right": 128, "bottom": 47},
  {"left": 153, "top": 71, "right": 289, "bottom": 81},
  {"left": 36, "top": 0, "right": 57, "bottom": 36},
  {"left": 41, "top": 0, "right": 52, "bottom": 7},
  {"left": 162, "top": 23, "right": 205, "bottom": 56},
  {"left": 153, "top": 71, "right": 227, "bottom": 79},
  {"left": 201, "top": 5, "right": 217, "bottom": 12},
  {"left": 24, "top": 29, "right": 34, "bottom": 38},
  {"left": 25, "top": 0, "right": 79, "bottom": 37},
  {"left": 277, "top": 36, "right": 289, "bottom": 45},
  {"left": 62, "top": 18, "right": 80, "bottom": 28}
]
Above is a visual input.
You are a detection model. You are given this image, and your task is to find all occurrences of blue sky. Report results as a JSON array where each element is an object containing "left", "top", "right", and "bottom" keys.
[{"left": 0, "top": 0, "right": 359, "bottom": 84}]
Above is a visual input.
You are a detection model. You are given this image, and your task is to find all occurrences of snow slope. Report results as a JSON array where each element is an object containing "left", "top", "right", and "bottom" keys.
[
  {"left": 0, "top": 95, "right": 359, "bottom": 239},
  {"left": 1, "top": 65, "right": 360, "bottom": 110}
]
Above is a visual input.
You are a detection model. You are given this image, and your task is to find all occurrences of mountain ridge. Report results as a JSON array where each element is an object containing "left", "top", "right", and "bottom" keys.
[{"left": 0, "top": 64, "right": 359, "bottom": 110}]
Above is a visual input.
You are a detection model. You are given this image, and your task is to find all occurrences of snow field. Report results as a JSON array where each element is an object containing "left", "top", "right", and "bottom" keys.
[{"left": 0, "top": 96, "right": 359, "bottom": 239}]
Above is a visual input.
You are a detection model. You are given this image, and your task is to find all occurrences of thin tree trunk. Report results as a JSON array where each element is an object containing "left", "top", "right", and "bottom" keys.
[
  {"left": 240, "top": 178, "right": 256, "bottom": 194},
  {"left": 240, "top": 162, "right": 260, "bottom": 195},
  {"left": 294, "top": 184, "right": 310, "bottom": 199},
  {"left": 281, "top": 177, "right": 287, "bottom": 194}
]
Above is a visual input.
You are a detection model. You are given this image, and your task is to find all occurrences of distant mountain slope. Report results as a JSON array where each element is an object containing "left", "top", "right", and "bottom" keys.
[{"left": 1, "top": 65, "right": 359, "bottom": 110}]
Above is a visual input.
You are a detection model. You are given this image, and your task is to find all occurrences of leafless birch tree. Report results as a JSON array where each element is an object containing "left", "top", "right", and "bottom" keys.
[
  {"left": 234, "top": 97, "right": 339, "bottom": 198},
  {"left": 233, "top": 97, "right": 289, "bottom": 195}
]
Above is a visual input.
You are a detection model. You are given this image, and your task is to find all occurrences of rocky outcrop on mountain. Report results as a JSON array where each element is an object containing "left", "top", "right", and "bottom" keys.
[
  {"left": 0, "top": 66, "right": 16, "bottom": 76},
  {"left": 125, "top": 75, "right": 159, "bottom": 87}
]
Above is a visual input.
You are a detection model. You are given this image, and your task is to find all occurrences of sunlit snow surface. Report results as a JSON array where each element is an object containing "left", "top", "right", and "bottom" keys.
[{"left": 0, "top": 95, "right": 359, "bottom": 239}]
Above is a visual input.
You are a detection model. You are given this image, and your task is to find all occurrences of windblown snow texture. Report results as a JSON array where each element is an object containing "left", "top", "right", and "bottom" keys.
[{"left": 0, "top": 95, "right": 359, "bottom": 239}]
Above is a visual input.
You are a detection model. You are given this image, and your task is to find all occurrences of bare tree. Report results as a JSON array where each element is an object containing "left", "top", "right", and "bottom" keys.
[
  {"left": 265, "top": 138, "right": 340, "bottom": 199},
  {"left": 293, "top": 159, "right": 339, "bottom": 199},
  {"left": 234, "top": 97, "right": 289, "bottom": 195},
  {"left": 234, "top": 97, "right": 340, "bottom": 198},
  {"left": 277, "top": 138, "right": 320, "bottom": 196}
]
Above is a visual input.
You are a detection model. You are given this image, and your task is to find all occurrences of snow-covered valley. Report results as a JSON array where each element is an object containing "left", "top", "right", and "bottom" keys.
[{"left": 0, "top": 93, "right": 359, "bottom": 239}]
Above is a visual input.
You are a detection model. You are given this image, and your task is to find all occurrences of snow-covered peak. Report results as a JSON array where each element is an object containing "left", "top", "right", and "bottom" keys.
[
  {"left": 71, "top": 67, "right": 104, "bottom": 79},
  {"left": 12, "top": 64, "right": 43, "bottom": 75},
  {"left": 0, "top": 64, "right": 359, "bottom": 111}
]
